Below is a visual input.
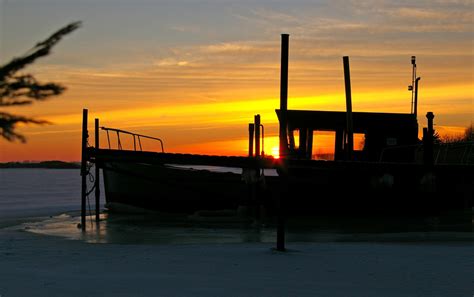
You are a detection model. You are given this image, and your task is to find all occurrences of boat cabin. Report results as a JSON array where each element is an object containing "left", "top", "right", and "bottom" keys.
[{"left": 276, "top": 109, "right": 419, "bottom": 162}]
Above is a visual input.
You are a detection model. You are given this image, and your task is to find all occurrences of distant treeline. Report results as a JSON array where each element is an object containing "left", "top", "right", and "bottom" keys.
[{"left": 0, "top": 160, "right": 80, "bottom": 169}]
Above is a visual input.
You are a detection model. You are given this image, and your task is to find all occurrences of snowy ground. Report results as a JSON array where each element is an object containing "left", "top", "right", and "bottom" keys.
[
  {"left": 0, "top": 227, "right": 473, "bottom": 297},
  {"left": 1, "top": 169, "right": 473, "bottom": 296}
]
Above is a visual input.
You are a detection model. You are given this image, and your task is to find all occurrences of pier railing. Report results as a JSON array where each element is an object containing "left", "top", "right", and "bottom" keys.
[
  {"left": 101, "top": 126, "right": 165, "bottom": 153},
  {"left": 379, "top": 141, "right": 474, "bottom": 165},
  {"left": 433, "top": 141, "right": 474, "bottom": 165}
]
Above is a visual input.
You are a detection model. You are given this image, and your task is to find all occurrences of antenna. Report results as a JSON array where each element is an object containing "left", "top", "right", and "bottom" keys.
[{"left": 409, "top": 56, "right": 416, "bottom": 114}]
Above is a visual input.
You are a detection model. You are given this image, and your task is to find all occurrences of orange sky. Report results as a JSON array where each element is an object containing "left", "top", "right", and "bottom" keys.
[{"left": 1, "top": 1, "right": 472, "bottom": 161}]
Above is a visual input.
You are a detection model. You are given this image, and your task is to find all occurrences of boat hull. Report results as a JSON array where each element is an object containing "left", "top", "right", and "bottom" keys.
[
  {"left": 271, "top": 162, "right": 473, "bottom": 216},
  {"left": 102, "top": 158, "right": 473, "bottom": 217},
  {"left": 103, "top": 162, "right": 249, "bottom": 214}
]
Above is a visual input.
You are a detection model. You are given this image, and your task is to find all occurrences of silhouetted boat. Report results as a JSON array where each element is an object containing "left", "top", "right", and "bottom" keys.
[
  {"left": 87, "top": 35, "right": 473, "bottom": 218},
  {"left": 94, "top": 113, "right": 472, "bottom": 217}
]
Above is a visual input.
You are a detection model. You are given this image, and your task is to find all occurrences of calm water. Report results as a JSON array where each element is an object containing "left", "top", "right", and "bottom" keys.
[{"left": 1, "top": 168, "right": 472, "bottom": 244}]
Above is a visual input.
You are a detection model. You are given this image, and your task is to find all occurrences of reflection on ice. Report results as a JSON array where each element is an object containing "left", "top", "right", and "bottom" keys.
[
  {"left": 19, "top": 212, "right": 276, "bottom": 244},
  {"left": 17, "top": 211, "right": 474, "bottom": 245}
]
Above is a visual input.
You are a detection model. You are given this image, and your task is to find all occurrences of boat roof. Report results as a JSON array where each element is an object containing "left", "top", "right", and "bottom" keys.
[{"left": 275, "top": 109, "right": 417, "bottom": 132}]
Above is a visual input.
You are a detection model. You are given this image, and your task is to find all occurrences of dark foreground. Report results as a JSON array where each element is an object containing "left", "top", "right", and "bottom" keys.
[{"left": 1, "top": 225, "right": 473, "bottom": 297}]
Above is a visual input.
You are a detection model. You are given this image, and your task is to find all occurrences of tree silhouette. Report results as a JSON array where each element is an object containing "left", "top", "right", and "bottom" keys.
[{"left": 0, "top": 21, "right": 81, "bottom": 142}]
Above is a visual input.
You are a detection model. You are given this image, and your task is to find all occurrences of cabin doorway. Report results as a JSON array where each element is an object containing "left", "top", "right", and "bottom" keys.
[{"left": 311, "top": 131, "right": 336, "bottom": 161}]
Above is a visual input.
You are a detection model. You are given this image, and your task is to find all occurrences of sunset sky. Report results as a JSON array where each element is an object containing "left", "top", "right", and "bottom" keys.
[{"left": 1, "top": 0, "right": 472, "bottom": 161}]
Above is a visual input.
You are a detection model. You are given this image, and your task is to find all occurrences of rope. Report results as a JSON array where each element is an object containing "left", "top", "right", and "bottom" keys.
[{"left": 84, "top": 139, "right": 98, "bottom": 226}]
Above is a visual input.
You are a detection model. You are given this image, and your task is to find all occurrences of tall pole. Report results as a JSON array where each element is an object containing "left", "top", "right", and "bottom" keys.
[
  {"left": 410, "top": 56, "right": 417, "bottom": 114},
  {"left": 343, "top": 56, "right": 354, "bottom": 160},
  {"left": 80, "top": 109, "right": 88, "bottom": 231},
  {"left": 279, "top": 34, "right": 289, "bottom": 159},
  {"left": 414, "top": 77, "right": 421, "bottom": 119},
  {"left": 94, "top": 118, "right": 100, "bottom": 223},
  {"left": 277, "top": 34, "right": 289, "bottom": 252}
]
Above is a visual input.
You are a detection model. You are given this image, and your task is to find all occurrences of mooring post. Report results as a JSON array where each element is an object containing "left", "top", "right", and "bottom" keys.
[
  {"left": 343, "top": 56, "right": 354, "bottom": 160},
  {"left": 94, "top": 118, "right": 100, "bottom": 223},
  {"left": 279, "top": 34, "right": 289, "bottom": 159},
  {"left": 253, "top": 114, "right": 262, "bottom": 221},
  {"left": 80, "top": 109, "right": 88, "bottom": 231},
  {"left": 255, "top": 114, "right": 261, "bottom": 157},
  {"left": 276, "top": 172, "right": 287, "bottom": 252},
  {"left": 277, "top": 33, "right": 290, "bottom": 252},
  {"left": 423, "top": 112, "right": 435, "bottom": 166},
  {"left": 248, "top": 123, "right": 255, "bottom": 157}
]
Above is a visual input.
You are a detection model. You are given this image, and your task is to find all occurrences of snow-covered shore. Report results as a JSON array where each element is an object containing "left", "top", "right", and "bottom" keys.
[
  {"left": 1, "top": 169, "right": 472, "bottom": 296},
  {"left": 1, "top": 228, "right": 472, "bottom": 297}
]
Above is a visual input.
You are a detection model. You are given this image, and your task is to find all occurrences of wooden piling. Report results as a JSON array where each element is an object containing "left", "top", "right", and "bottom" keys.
[
  {"left": 80, "top": 109, "right": 88, "bottom": 231},
  {"left": 255, "top": 114, "right": 261, "bottom": 157},
  {"left": 343, "top": 56, "right": 354, "bottom": 160},
  {"left": 279, "top": 34, "right": 289, "bottom": 159},
  {"left": 276, "top": 173, "right": 287, "bottom": 252},
  {"left": 277, "top": 33, "right": 289, "bottom": 252},
  {"left": 248, "top": 123, "right": 255, "bottom": 157},
  {"left": 94, "top": 118, "right": 100, "bottom": 223}
]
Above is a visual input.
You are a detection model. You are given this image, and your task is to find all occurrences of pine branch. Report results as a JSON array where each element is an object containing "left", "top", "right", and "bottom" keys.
[
  {"left": 0, "top": 112, "right": 49, "bottom": 143},
  {"left": 0, "top": 21, "right": 82, "bottom": 80},
  {"left": 0, "top": 74, "right": 65, "bottom": 104},
  {"left": 0, "top": 21, "right": 81, "bottom": 142}
]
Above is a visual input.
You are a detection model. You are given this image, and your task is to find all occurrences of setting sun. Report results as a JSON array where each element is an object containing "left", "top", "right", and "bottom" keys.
[{"left": 270, "top": 146, "right": 280, "bottom": 159}]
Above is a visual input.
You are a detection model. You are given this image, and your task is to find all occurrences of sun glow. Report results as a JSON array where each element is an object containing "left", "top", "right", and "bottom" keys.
[{"left": 270, "top": 146, "right": 280, "bottom": 159}]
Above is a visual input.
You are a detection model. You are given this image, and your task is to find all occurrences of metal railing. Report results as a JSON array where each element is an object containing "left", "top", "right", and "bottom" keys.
[
  {"left": 101, "top": 127, "right": 164, "bottom": 153},
  {"left": 434, "top": 141, "right": 473, "bottom": 165},
  {"left": 379, "top": 141, "right": 474, "bottom": 164}
]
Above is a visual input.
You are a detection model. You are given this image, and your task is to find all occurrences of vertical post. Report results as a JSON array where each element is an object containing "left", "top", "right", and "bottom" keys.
[
  {"left": 414, "top": 77, "right": 421, "bottom": 119},
  {"left": 423, "top": 112, "right": 435, "bottom": 166},
  {"left": 80, "top": 109, "right": 88, "bottom": 231},
  {"left": 306, "top": 129, "right": 313, "bottom": 159},
  {"left": 276, "top": 176, "right": 287, "bottom": 252},
  {"left": 279, "top": 34, "right": 289, "bottom": 159},
  {"left": 410, "top": 56, "right": 416, "bottom": 114},
  {"left": 253, "top": 114, "right": 262, "bottom": 221},
  {"left": 277, "top": 33, "right": 289, "bottom": 252},
  {"left": 299, "top": 128, "right": 307, "bottom": 159},
  {"left": 248, "top": 123, "right": 255, "bottom": 157},
  {"left": 334, "top": 129, "right": 343, "bottom": 160},
  {"left": 427, "top": 112, "right": 434, "bottom": 139},
  {"left": 94, "top": 118, "right": 100, "bottom": 223},
  {"left": 255, "top": 114, "right": 261, "bottom": 157},
  {"left": 343, "top": 56, "right": 354, "bottom": 160}
]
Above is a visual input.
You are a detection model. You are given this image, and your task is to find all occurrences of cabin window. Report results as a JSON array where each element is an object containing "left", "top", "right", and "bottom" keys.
[
  {"left": 311, "top": 131, "right": 336, "bottom": 160},
  {"left": 292, "top": 129, "right": 300, "bottom": 149},
  {"left": 354, "top": 133, "right": 366, "bottom": 151}
]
